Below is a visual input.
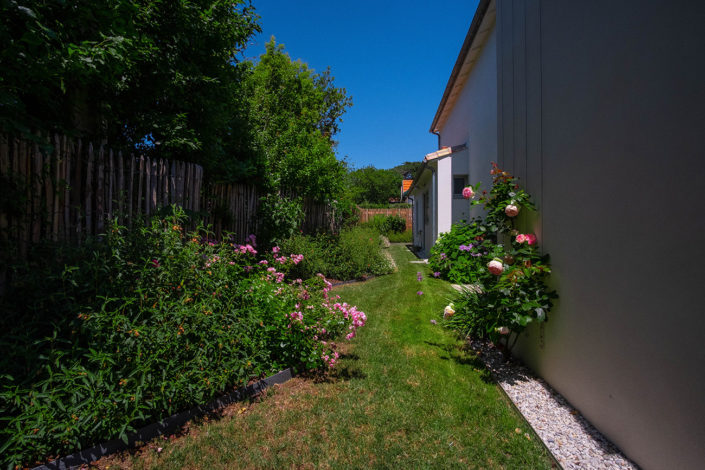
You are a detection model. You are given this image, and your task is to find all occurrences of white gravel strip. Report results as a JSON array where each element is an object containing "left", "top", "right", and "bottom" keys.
[{"left": 470, "top": 339, "right": 640, "bottom": 470}]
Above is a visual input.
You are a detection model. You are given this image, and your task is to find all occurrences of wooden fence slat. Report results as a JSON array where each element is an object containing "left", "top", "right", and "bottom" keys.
[
  {"left": 128, "top": 154, "right": 135, "bottom": 227},
  {"left": 49, "top": 135, "right": 63, "bottom": 241},
  {"left": 150, "top": 158, "right": 157, "bottom": 215},
  {"left": 0, "top": 135, "right": 8, "bottom": 238},
  {"left": 96, "top": 143, "right": 105, "bottom": 234},
  {"left": 63, "top": 136, "right": 71, "bottom": 241},
  {"left": 144, "top": 156, "right": 151, "bottom": 217},
  {"left": 107, "top": 149, "right": 114, "bottom": 222},
  {"left": 117, "top": 151, "right": 124, "bottom": 223},
  {"left": 85, "top": 143, "right": 94, "bottom": 236},
  {"left": 72, "top": 139, "right": 83, "bottom": 241},
  {"left": 31, "top": 142, "right": 42, "bottom": 243},
  {"left": 137, "top": 156, "right": 144, "bottom": 221}
]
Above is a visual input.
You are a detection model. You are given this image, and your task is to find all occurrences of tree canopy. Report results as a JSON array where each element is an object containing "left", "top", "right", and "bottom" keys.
[
  {"left": 1, "top": 4, "right": 352, "bottom": 202},
  {"left": 346, "top": 166, "right": 402, "bottom": 205},
  {"left": 228, "top": 39, "right": 352, "bottom": 201},
  {"left": 0, "top": 0, "right": 259, "bottom": 159}
]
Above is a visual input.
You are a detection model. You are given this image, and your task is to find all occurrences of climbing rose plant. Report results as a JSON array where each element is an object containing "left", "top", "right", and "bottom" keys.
[{"left": 430, "top": 163, "right": 557, "bottom": 355}]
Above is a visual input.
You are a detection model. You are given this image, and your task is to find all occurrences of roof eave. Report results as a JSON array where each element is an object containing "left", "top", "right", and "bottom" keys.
[{"left": 429, "top": 0, "right": 492, "bottom": 134}]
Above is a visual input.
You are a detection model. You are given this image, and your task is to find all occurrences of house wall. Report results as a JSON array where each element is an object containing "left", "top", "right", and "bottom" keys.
[
  {"left": 439, "top": 25, "right": 497, "bottom": 221},
  {"left": 496, "top": 1, "right": 705, "bottom": 469},
  {"left": 437, "top": 157, "right": 454, "bottom": 234}
]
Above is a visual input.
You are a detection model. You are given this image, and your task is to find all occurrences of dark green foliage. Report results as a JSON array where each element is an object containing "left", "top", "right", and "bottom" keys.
[
  {"left": 257, "top": 194, "right": 304, "bottom": 248},
  {"left": 0, "top": 0, "right": 259, "bottom": 167},
  {"left": 0, "top": 207, "right": 363, "bottom": 467},
  {"left": 390, "top": 161, "right": 423, "bottom": 179},
  {"left": 346, "top": 166, "right": 402, "bottom": 204},
  {"left": 364, "top": 214, "right": 407, "bottom": 236},
  {"left": 1, "top": 5, "right": 351, "bottom": 201},
  {"left": 386, "top": 229, "right": 412, "bottom": 243},
  {"left": 429, "top": 218, "right": 495, "bottom": 284},
  {"left": 278, "top": 227, "right": 393, "bottom": 281}
]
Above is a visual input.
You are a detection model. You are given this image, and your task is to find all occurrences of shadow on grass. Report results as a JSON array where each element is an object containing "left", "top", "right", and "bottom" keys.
[
  {"left": 423, "top": 340, "right": 495, "bottom": 384},
  {"left": 312, "top": 352, "right": 367, "bottom": 383}
]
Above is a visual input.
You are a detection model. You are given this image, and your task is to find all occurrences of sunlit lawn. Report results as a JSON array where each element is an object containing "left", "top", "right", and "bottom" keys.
[{"left": 117, "top": 244, "right": 553, "bottom": 469}]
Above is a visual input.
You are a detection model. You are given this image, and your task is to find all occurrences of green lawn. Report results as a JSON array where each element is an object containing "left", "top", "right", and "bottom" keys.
[{"left": 120, "top": 244, "right": 553, "bottom": 469}]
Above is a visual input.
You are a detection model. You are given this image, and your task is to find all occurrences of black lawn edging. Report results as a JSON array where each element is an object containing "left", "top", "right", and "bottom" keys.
[{"left": 33, "top": 368, "right": 294, "bottom": 470}]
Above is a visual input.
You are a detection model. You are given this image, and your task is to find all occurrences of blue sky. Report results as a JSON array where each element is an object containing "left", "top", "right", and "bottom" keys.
[{"left": 247, "top": 0, "right": 480, "bottom": 171}]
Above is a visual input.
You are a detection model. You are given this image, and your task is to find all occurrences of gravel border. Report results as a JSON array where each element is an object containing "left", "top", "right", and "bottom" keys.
[{"left": 470, "top": 339, "right": 640, "bottom": 470}]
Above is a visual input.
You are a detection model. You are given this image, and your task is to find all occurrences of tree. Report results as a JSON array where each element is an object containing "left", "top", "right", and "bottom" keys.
[
  {"left": 391, "top": 161, "right": 423, "bottom": 179},
  {"left": 0, "top": 0, "right": 259, "bottom": 164},
  {"left": 230, "top": 38, "right": 352, "bottom": 201},
  {"left": 346, "top": 166, "right": 402, "bottom": 204}
]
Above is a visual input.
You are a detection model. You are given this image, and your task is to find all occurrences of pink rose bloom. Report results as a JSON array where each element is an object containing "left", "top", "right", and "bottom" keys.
[
  {"left": 515, "top": 234, "right": 527, "bottom": 244},
  {"left": 497, "top": 326, "right": 510, "bottom": 335},
  {"left": 462, "top": 186, "right": 475, "bottom": 199},
  {"left": 526, "top": 234, "right": 537, "bottom": 245},
  {"left": 487, "top": 259, "right": 504, "bottom": 275},
  {"left": 272, "top": 246, "right": 280, "bottom": 254},
  {"left": 505, "top": 204, "right": 519, "bottom": 217}
]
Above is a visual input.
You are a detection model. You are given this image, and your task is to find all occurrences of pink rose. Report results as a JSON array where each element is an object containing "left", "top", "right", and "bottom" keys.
[
  {"left": 462, "top": 186, "right": 475, "bottom": 199},
  {"left": 505, "top": 204, "right": 519, "bottom": 217},
  {"left": 515, "top": 234, "right": 527, "bottom": 244},
  {"left": 488, "top": 259, "right": 504, "bottom": 275},
  {"left": 525, "top": 234, "right": 537, "bottom": 245}
]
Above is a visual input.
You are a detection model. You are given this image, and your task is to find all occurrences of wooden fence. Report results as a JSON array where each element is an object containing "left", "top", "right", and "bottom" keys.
[
  {"left": 0, "top": 134, "right": 203, "bottom": 253},
  {"left": 0, "top": 134, "right": 337, "bottom": 253},
  {"left": 358, "top": 206, "right": 412, "bottom": 231},
  {"left": 202, "top": 183, "right": 336, "bottom": 241}
]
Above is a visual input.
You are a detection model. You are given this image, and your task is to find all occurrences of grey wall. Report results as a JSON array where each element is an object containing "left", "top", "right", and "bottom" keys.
[{"left": 497, "top": 1, "right": 705, "bottom": 469}]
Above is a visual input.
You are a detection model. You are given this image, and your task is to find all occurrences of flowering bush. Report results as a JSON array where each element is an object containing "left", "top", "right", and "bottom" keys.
[
  {"left": 431, "top": 164, "right": 556, "bottom": 355},
  {"left": 429, "top": 218, "right": 495, "bottom": 283},
  {"left": 0, "top": 207, "right": 366, "bottom": 468}
]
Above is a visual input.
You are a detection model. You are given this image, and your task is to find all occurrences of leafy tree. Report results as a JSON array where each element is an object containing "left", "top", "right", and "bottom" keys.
[
  {"left": 0, "top": 0, "right": 259, "bottom": 165},
  {"left": 346, "top": 166, "right": 402, "bottom": 204},
  {"left": 231, "top": 38, "right": 352, "bottom": 201},
  {"left": 391, "top": 161, "right": 422, "bottom": 179}
]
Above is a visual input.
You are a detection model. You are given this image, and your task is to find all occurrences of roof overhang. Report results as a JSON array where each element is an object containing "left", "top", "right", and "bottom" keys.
[
  {"left": 429, "top": 0, "right": 496, "bottom": 134},
  {"left": 404, "top": 144, "right": 468, "bottom": 197}
]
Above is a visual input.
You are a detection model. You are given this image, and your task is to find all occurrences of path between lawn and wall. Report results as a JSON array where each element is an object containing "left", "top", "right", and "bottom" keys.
[{"left": 101, "top": 244, "right": 555, "bottom": 469}]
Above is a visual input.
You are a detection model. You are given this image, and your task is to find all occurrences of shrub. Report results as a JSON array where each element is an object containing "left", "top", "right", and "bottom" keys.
[
  {"left": 257, "top": 193, "right": 304, "bottom": 248},
  {"left": 364, "top": 214, "right": 407, "bottom": 236},
  {"left": 387, "top": 229, "right": 412, "bottom": 243},
  {"left": 429, "top": 218, "right": 495, "bottom": 284},
  {"left": 433, "top": 163, "right": 556, "bottom": 354},
  {"left": 0, "top": 207, "right": 365, "bottom": 468},
  {"left": 279, "top": 226, "right": 393, "bottom": 281}
]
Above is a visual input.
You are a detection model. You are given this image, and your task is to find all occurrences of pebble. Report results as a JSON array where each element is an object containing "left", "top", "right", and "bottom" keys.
[{"left": 469, "top": 339, "right": 640, "bottom": 470}]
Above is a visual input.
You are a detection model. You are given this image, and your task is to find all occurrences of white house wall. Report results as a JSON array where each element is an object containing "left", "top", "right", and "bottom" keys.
[
  {"left": 439, "top": 23, "right": 497, "bottom": 221},
  {"left": 496, "top": 1, "right": 705, "bottom": 469},
  {"left": 436, "top": 156, "right": 453, "bottom": 234}
]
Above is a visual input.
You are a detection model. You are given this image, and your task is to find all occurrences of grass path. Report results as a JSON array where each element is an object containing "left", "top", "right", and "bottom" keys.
[{"left": 122, "top": 244, "right": 553, "bottom": 469}]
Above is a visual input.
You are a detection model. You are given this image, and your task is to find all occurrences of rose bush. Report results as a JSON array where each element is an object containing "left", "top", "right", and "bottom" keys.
[{"left": 431, "top": 164, "right": 556, "bottom": 355}]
